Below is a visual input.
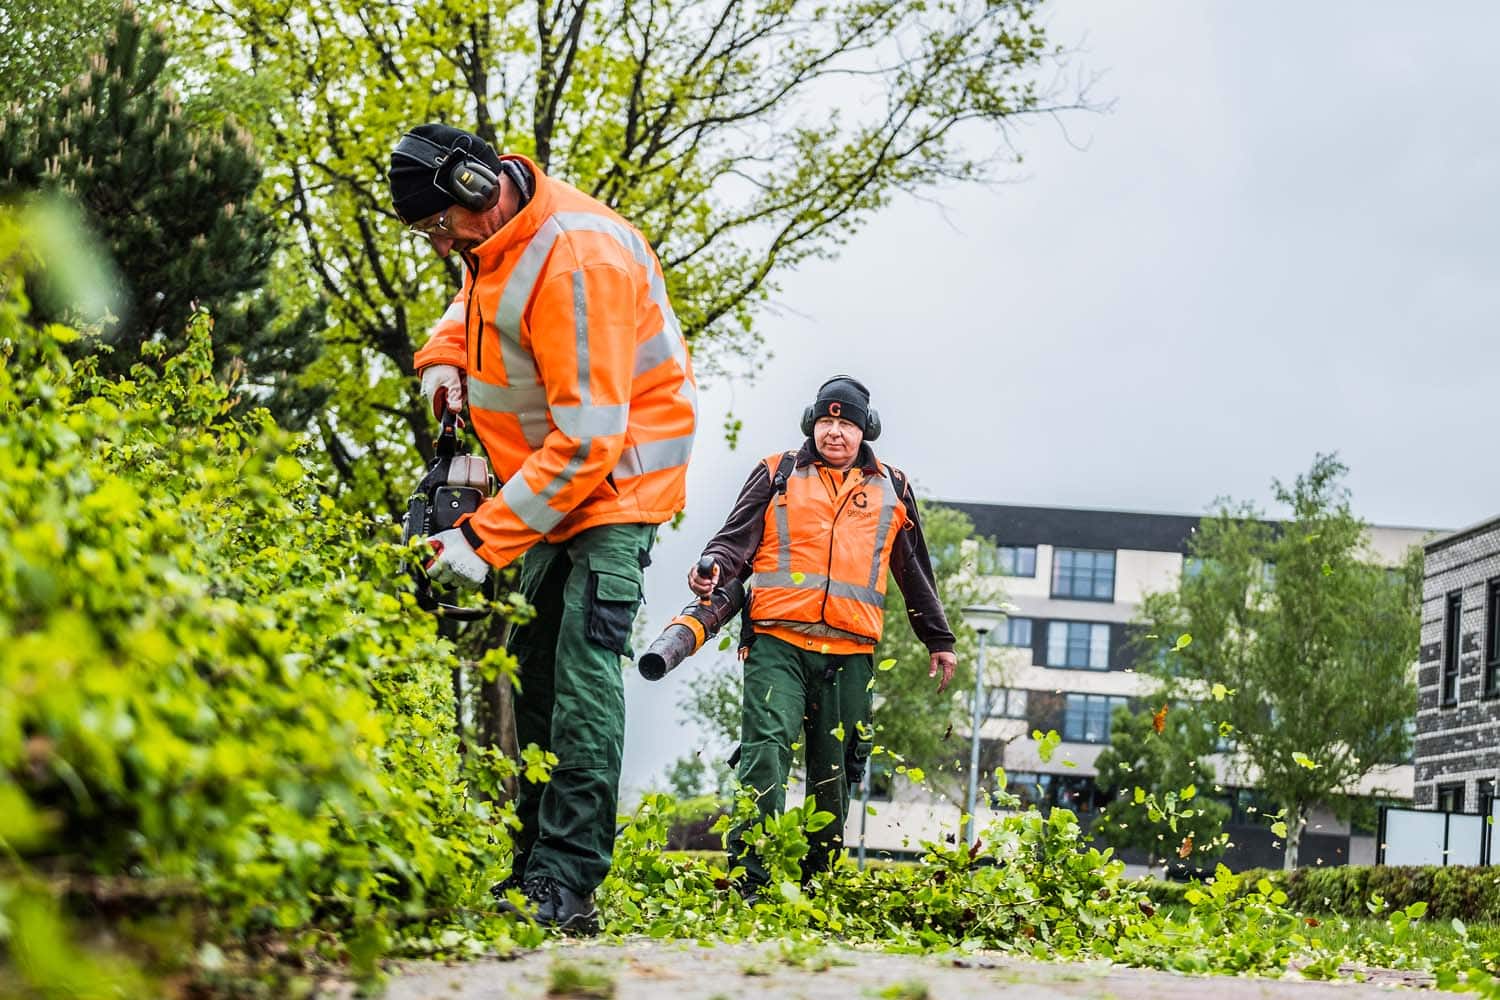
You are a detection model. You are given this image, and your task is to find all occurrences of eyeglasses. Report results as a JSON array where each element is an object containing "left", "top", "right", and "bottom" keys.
[{"left": 407, "top": 211, "right": 453, "bottom": 237}]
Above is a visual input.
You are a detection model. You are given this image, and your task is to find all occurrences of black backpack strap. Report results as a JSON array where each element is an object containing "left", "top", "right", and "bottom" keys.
[
  {"left": 881, "top": 461, "right": 909, "bottom": 504},
  {"left": 771, "top": 450, "right": 796, "bottom": 497}
]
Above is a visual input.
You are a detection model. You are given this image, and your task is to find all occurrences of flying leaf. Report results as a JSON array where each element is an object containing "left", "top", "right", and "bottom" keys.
[
  {"left": 1292, "top": 751, "right": 1319, "bottom": 770},
  {"left": 1133, "top": 787, "right": 1146, "bottom": 805},
  {"left": 831, "top": 723, "right": 846, "bottom": 742},
  {"left": 1210, "top": 683, "right": 1229, "bottom": 701},
  {"left": 1173, "top": 633, "right": 1192, "bottom": 651},
  {"left": 1178, "top": 835, "right": 1194, "bottom": 859},
  {"left": 1181, "top": 784, "right": 1197, "bottom": 801},
  {"left": 1152, "top": 704, "right": 1168, "bottom": 735},
  {"left": 791, "top": 571, "right": 806, "bottom": 584},
  {"left": 906, "top": 767, "right": 925, "bottom": 783},
  {"left": 877, "top": 658, "right": 897, "bottom": 671},
  {"left": 1271, "top": 820, "right": 1289, "bottom": 838},
  {"left": 718, "top": 634, "right": 733, "bottom": 651}
]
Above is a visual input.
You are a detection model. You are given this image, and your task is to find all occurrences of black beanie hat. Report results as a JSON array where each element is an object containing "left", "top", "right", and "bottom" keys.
[
  {"left": 809, "top": 376, "right": 871, "bottom": 433},
  {"left": 388, "top": 124, "right": 504, "bottom": 223}
]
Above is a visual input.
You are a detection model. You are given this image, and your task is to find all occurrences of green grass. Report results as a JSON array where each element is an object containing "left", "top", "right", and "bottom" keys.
[
  {"left": 868, "top": 980, "right": 930, "bottom": 1000},
  {"left": 548, "top": 959, "right": 616, "bottom": 998}
]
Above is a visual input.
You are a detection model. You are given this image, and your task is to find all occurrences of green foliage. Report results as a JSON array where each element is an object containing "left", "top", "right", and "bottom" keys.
[
  {"left": 0, "top": 4, "right": 324, "bottom": 424},
  {"left": 167, "top": 0, "right": 1088, "bottom": 513},
  {"left": 0, "top": 0, "right": 123, "bottom": 109},
  {"left": 548, "top": 958, "right": 616, "bottom": 998},
  {"left": 1137, "top": 454, "right": 1423, "bottom": 868},
  {"left": 1092, "top": 706, "right": 1230, "bottom": 865},
  {"left": 872, "top": 501, "right": 1002, "bottom": 792},
  {"left": 0, "top": 204, "right": 521, "bottom": 993}
]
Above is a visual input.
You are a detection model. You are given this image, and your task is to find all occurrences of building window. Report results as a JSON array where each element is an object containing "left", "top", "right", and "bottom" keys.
[
  {"left": 992, "top": 617, "right": 1032, "bottom": 648},
  {"left": 979, "top": 544, "right": 1037, "bottom": 577},
  {"left": 1486, "top": 579, "right": 1500, "bottom": 697},
  {"left": 987, "top": 687, "right": 1028, "bottom": 719},
  {"left": 1443, "top": 591, "right": 1462, "bottom": 706},
  {"left": 1183, "top": 556, "right": 1205, "bottom": 581},
  {"left": 1046, "top": 621, "right": 1110, "bottom": 670},
  {"left": 1437, "top": 782, "right": 1465, "bottom": 813},
  {"left": 1052, "top": 548, "right": 1115, "bottom": 601},
  {"left": 1063, "top": 694, "right": 1128, "bottom": 743}
]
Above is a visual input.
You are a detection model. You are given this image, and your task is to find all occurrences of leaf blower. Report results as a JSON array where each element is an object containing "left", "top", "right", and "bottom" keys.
[
  {"left": 401, "top": 409, "right": 496, "bottom": 621},
  {"left": 638, "top": 557, "right": 745, "bottom": 680}
]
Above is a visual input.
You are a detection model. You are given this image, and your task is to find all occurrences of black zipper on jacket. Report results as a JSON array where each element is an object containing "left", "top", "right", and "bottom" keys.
[{"left": 461, "top": 249, "right": 482, "bottom": 371}]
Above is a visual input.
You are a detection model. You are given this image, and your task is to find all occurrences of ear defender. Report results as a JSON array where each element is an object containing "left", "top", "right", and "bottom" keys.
[
  {"left": 800, "top": 405, "right": 817, "bottom": 438},
  {"left": 445, "top": 157, "right": 499, "bottom": 211}
]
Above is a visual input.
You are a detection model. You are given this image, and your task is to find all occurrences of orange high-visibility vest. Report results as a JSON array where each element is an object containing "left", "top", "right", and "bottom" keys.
[
  {"left": 747, "top": 452, "right": 909, "bottom": 644},
  {"left": 413, "top": 155, "right": 697, "bottom": 569}
]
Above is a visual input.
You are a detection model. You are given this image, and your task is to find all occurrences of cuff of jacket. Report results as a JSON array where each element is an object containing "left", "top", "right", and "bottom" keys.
[
  {"left": 926, "top": 640, "right": 956, "bottom": 654},
  {"left": 459, "top": 520, "right": 488, "bottom": 557}
]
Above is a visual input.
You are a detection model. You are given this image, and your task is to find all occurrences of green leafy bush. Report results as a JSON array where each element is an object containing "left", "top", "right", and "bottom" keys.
[{"left": 0, "top": 204, "right": 524, "bottom": 994}]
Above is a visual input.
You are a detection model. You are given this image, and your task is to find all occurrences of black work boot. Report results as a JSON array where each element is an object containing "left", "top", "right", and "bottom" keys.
[{"left": 513, "top": 875, "right": 599, "bottom": 936}]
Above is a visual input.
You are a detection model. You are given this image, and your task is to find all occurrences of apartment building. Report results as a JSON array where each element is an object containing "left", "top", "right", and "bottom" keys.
[
  {"left": 1415, "top": 514, "right": 1500, "bottom": 815},
  {"left": 854, "top": 502, "right": 1431, "bottom": 869}
]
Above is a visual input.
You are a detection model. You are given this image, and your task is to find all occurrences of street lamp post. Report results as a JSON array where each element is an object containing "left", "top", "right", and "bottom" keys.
[{"left": 961, "top": 604, "right": 1006, "bottom": 846}]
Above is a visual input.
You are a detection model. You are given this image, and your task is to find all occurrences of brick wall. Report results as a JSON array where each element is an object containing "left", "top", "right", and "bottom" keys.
[{"left": 1417, "top": 516, "right": 1500, "bottom": 811}]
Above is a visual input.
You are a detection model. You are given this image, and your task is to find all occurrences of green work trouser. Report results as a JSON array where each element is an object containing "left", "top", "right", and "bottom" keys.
[
  {"left": 506, "top": 521, "right": 656, "bottom": 894},
  {"left": 729, "top": 633, "right": 874, "bottom": 885}
]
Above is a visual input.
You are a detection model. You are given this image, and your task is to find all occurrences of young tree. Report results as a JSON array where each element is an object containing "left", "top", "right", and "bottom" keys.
[
  {"left": 0, "top": 4, "right": 323, "bottom": 424},
  {"left": 1137, "top": 454, "right": 1423, "bottom": 869},
  {"left": 1090, "top": 704, "right": 1230, "bottom": 869},
  {"left": 173, "top": 0, "right": 1096, "bottom": 513}
]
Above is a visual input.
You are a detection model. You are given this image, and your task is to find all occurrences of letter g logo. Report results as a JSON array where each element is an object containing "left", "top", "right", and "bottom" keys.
[{"left": 828, "top": 401, "right": 842, "bottom": 417}]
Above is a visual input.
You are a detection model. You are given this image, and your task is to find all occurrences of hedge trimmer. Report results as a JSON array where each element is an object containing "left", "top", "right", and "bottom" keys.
[{"left": 401, "top": 410, "right": 496, "bottom": 620}]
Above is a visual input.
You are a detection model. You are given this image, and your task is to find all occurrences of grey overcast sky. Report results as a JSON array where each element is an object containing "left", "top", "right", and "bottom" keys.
[{"left": 619, "top": 2, "right": 1500, "bottom": 793}]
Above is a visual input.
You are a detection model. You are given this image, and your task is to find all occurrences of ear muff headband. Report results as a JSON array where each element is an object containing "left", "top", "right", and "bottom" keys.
[
  {"left": 801, "top": 376, "right": 880, "bottom": 441},
  {"left": 393, "top": 131, "right": 500, "bottom": 212}
]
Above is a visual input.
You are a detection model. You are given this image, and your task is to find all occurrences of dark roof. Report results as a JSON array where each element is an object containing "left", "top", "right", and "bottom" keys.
[
  {"left": 1425, "top": 513, "right": 1500, "bottom": 554},
  {"left": 943, "top": 501, "right": 1206, "bottom": 554}
]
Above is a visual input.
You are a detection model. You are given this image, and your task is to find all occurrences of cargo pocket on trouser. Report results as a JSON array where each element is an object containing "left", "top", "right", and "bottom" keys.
[
  {"left": 845, "top": 738, "right": 873, "bottom": 791},
  {"left": 585, "top": 567, "right": 641, "bottom": 656}
]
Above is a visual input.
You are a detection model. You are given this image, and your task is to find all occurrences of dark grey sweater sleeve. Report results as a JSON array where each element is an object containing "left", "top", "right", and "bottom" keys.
[
  {"left": 699, "top": 462, "right": 773, "bottom": 583},
  {"left": 889, "top": 482, "right": 956, "bottom": 653}
]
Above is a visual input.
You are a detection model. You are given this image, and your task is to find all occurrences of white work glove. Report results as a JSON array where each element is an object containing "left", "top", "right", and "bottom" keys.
[
  {"left": 420, "top": 364, "right": 466, "bottom": 418},
  {"left": 425, "top": 528, "right": 490, "bottom": 591}
]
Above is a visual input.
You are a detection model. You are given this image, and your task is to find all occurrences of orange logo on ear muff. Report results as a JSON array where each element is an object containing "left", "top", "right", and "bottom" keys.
[{"left": 828, "top": 402, "right": 842, "bottom": 417}]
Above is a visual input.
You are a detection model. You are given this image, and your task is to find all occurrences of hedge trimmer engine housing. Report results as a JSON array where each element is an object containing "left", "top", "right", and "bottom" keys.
[{"left": 402, "top": 410, "right": 496, "bottom": 620}]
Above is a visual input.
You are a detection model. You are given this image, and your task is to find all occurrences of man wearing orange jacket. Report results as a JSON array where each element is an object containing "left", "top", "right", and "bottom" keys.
[
  {"left": 389, "top": 124, "right": 696, "bottom": 934},
  {"left": 687, "top": 376, "right": 954, "bottom": 895}
]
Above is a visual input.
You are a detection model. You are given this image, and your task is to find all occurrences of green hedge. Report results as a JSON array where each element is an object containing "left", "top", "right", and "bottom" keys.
[
  {"left": 1141, "top": 866, "right": 1500, "bottom": 922},
  {"left": 0, "top": 205, "right": 528, "bottom": 995}
]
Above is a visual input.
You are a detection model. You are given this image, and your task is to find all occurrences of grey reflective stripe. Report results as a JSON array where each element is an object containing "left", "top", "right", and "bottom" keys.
[
  {"left": 615, "top": 433, "right": 695, "bottom": 479},
  {"left": 551, "top": 403, "right": 629, "bottom": 438},
  {"left": 828, "top": 579, "right": 886, "bottom": 608},
  {"left": 866, "top": 474, "right": 898, "bottom": 590},
  {"left": 635, "top": 327, "right": 684, "bottom": 376},
  {"left": 467, "top": 374, "right": 547, "bottom": 413},
  {"left": 501, "top": 440, "right": 592, "bottom": 534},
  {"left": 750, "top": 571, "right": 829, "bottom": 590},
  {"left": 773, "top": 497, "right": 792, "bottom": 572}
]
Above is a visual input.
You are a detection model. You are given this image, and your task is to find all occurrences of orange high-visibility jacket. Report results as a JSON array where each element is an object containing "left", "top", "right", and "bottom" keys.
[
  {"left": 747, "top": 452, "right": 909, "bottom": 645},
  {"left": 413, "top": 156, "right": 697, "bottom": 569}
]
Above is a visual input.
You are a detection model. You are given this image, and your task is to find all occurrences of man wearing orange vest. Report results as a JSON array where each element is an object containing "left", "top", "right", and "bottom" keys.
[
  {"left": 688, "top": 376, "right": 955, "bottom": 894},
  {"left": 389, "top": 124, "right": 696, "bottom": 934}
]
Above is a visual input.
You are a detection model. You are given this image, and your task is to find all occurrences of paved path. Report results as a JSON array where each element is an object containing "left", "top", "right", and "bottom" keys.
[{"left": 382, "top": 940, "right": 1433, "bottom": 1000}]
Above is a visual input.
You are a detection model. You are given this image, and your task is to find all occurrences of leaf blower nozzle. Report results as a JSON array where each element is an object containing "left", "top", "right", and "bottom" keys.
[{"left": 638, "top": 558, "right": 745, "bottom": 680}]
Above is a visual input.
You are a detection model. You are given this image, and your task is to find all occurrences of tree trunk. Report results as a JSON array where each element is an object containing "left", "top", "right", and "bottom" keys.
[{"left": 1282, "top": 807, "right": 1308, "bottom": 871}]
